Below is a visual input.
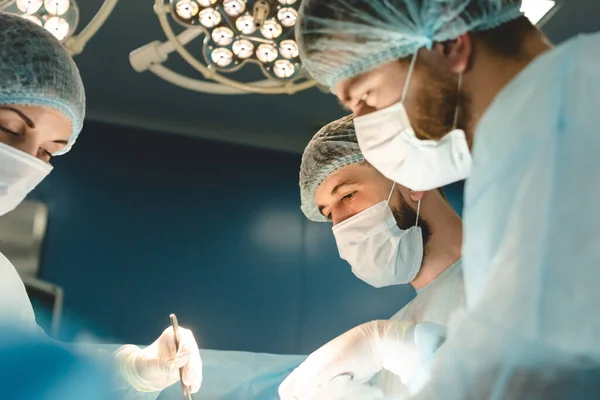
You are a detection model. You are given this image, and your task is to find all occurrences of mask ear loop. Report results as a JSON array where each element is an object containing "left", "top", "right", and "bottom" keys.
[
  {"left": 452, "top": 73, "right": 463, "bottom": 130},
  {"left": 400, "top": 52, "right": 419, "bottom": 104},
  {"left": 415, "top": 199, "right": 421, "bottom": 228},
  {"left": 386, "top": 182, "right": 396, "bottom": 204}
]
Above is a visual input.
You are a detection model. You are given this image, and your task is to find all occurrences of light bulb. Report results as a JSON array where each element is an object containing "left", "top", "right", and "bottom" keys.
[
  {"left": 260, "top": 19, "right": 282, "bottom": 39},
  {"left": 235, "top": 15, "right": 256, "bottom": 35},
  {"left": 278, "top": 0, "right": 296, "bottom": 4},
  {"left": 279, "top": 40, "right": 298, "bottom": 59},
  {"left": 16, "top": 0, "right": 43, "bottom": 14},
  {"left": 211, "top": 47, "right": 233, "bottom": 67},
  {"left": 212, "top": 27, "right": 234, "bottom": 46},
  {"left": 197, "top": 0, "right": 216, "bottom": 6},
  {"left": 273, "top": 59, "right": 295, "bottom": 78},
  {"left": 20, "top": 14, "right": 42, "bottom": 26},
  {"left": 199, "top": 8, "right": 221, "bottom": 28},
  {"left": 256, "top": 44, "right": 277, "bottom": 63},
  {"left": 223, "top": 0, "right": 245, "bottom": 17},
  {"left": 277, "top": 7, "right": 297, "bottom": 27},
  {"left": 44, "top": 16, "right": 69, "bottom": 40},
  {"left": 44, "top": 0, "right": 70, "bottom": 16},
  {"left": 232, "top": 39, "right": 254, "bottom": 59},
  {"left": 174, "top": 0, "right": 199, "bottom": 19}
]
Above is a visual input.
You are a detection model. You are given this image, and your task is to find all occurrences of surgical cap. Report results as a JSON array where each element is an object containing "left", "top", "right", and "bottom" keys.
[
  {"left": 297, "top": 0, "right": 525, "bottom": 88},
  {"left": 300, "top": 115, "right": 364, "bottom": 222},
  {"left": 0, "top": 12, "right": 85, "bottom": 155}
]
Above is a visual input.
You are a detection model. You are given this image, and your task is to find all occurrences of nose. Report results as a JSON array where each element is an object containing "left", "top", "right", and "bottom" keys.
[
  {"left": 332, "top": 208, "right": 357, "bottom": 226},
  {"left": 10, "top": 140, "right": 38, "bottom": 158}
]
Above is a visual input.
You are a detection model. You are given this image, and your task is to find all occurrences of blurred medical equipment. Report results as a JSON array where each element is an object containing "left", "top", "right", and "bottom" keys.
[
  {"left": 0, "top": 0, "right": 118, "bottom": 55},
  {"left": 0, "top": 327, "right": 116, "bottom": 400},
  {"left": 129, "top": 0, "right": 320, "bottom": 95},
  {"left": 0, "top": 200, "right": 64, "bottom": 337},
  {"left": 170, "top": 314, "right": 193, "bottom": 400}
]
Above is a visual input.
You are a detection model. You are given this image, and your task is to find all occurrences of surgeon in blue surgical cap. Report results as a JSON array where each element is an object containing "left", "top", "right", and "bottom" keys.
[
  {"left": 0, "top": 12, "right": 202, "bottom": 397},
  {"left": 280, "top": 0, "right": 600, "bottom": 399}
]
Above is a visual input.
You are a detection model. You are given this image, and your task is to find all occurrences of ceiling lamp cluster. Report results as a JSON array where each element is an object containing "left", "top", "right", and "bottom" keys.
[
  {"left": 129, "top": 0, "right": 317, "bottom": 95},
  {"left": 1, "top": 0, "right": 118, "bottom": 55},
  {"left": 7, "top": 0, "right": 79, "bottom": 41},
  {"left": 170, "top": 0, "right": 301, "bottom": 81}
]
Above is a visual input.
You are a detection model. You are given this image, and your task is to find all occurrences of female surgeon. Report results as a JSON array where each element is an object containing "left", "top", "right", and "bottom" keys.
[{"left": 0, "top": 12, "right": 202, "bottom": 397}]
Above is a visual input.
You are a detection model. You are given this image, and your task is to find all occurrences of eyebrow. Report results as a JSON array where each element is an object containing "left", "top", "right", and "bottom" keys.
[
  {"left": 317, "top": 181, "right": 359, "bottom": 216},
  {"left": 0, "top": 106, "right": 35, "bottom": 128}
]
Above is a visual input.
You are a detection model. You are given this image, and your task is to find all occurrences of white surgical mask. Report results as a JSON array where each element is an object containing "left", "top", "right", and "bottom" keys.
[
  {"left": 0, "top": 142, "right": 52, "bottom": 216},
  {"left": 354, "top": 54, "right": 472, "bottom": 191},
  {"left": 332, "top": 185, "right": 423, "bottom": 288}
]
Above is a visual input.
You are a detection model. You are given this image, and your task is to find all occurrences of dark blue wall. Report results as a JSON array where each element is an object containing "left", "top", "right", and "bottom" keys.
[{"left": 29, "top": 121, "right": 463, "bottom": 355}]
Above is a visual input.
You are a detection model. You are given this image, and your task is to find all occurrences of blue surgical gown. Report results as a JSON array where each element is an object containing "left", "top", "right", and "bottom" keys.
[{"left": 413, "top": 31, "right": 600, "bottom": 399}]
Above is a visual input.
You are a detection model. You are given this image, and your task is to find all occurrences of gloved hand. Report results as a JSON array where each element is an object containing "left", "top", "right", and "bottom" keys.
[
  {"left": 115, "top": 326, "right": 202, "bottom": 394},
  {"left": 279, "top": 320, "right": 418, "bottom": 400}
]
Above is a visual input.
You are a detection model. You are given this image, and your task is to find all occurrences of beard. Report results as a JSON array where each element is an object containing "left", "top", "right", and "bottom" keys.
[
  {"left": 390, "top": 190, "right": 431, "bottom": 257},
  {"left": 410, "top": 65, "right": 472, "bottom": 144}
]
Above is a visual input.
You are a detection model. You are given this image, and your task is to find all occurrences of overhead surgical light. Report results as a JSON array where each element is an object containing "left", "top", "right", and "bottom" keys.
[
  {"left": 129, "top": 0, "right": 318, "bottom": 95},
  {"left": 0, "top": 0, "right": 118, "bottom": 55},
  {"left": 521, "top": 0, "right": 557, "bottom": 26}
]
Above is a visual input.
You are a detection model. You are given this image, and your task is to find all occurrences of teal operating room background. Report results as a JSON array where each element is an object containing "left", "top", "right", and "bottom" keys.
[{"left": 28, "top": 120, "right": 464, "bottom": 355}]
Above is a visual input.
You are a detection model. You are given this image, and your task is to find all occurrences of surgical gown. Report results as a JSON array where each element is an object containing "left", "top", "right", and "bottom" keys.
[
  {"left": 375, "top": 259, "right": 465, "bottom": 397},
  {"left": 413, "top": 32, "right": 600, "bottom": 399}
]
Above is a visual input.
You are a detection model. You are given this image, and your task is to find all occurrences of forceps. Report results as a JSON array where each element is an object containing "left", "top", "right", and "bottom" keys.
[{"left": 170, "top": 314, "right": 193, "bottom": 400}]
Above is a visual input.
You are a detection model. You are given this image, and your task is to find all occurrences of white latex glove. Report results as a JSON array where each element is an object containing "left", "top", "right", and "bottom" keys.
[
  {"left": 115, "top": 326, "right": 202, "bottom": 394},
  {"left": 279, "top": 320, "right": 418, "bottom": 400}
]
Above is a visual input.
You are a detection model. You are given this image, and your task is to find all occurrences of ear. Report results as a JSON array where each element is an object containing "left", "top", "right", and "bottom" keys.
[
  {"left": 409, "top": 190, "right": 425, "bottom": 202},
  {"left": 441, "top": 34, "right": 472, "bottom": 74}
]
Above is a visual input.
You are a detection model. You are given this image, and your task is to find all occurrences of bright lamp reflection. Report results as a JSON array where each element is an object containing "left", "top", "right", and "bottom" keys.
[
  {"left": 211, "top": 47, "right": 233, "bottom": 67},
  {"left": 232, "top": 40, "right": 254, "bottom": 59},
  {"left": 273, "top": 59, "right": 295, "bottom": 78},
  {"left": 277, "top": 7, "right": 297, "bottom": 28},
  {"left": 223, "top": 0, "right": 245, "bottom": 17},
  {"left": 44, "top": 16, "right": 69, "bottom": 40},
  {"left": 20, "top": 14, "right": 42, "bottom": 25},
  {"left": 260, "top": 19, "right": 282, "bottom": 39},
  {"left": 174, "top": 0, "right": 199, "bottom": 19},
  {"left": 212, "top": 27, "right": 234, "bottom": 46},
  {"left": 199, "top": 7, "right": 221, "bottom": 28},
  {"left": 235, "top": 15, "right": 256, "bottom": 34},
  {"left": 279, "top": 40, "right": 298, "bottom": 59},
  {"left": 44, "top": 0, "right": 70, "bottom": 16},
  {"left": 16, "top": 0, "right": 43, "bottom": 14},
  {"left": 256, "top": 44, "right": 277, "bottom": 63}
]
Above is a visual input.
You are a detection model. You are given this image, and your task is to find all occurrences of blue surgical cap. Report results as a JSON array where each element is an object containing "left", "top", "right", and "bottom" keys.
[
  {"left": 300, "top": 115, "right": 364, "bottom": 222},
  {"left": 0, "top": 12, "right": 85, "bottom": 155},
  {"left": 297, "top": 0, "right": 525, "bottom": 88}
]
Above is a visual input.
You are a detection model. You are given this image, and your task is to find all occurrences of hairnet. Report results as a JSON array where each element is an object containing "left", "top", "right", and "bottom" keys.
[
  {"left": 300, "top": 114, "right": 364, "bottom": 222},
  {"left": 0, "top": 12, "right": 85, "bottom": 155},
  {"left": 296, "top": 0, "right": 525, "bottom": 88}
]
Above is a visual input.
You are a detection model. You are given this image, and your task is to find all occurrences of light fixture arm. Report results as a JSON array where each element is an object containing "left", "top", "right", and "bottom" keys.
[{"left": 64, "top": 0, "right": 119, "bottom": 56}]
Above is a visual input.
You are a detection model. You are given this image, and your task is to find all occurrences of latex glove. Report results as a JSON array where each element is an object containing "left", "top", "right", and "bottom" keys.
[
  {"left": 279, "top": 320, "right": 417, "bottom": 400},
  {"left": 115, "top": 326, "right": 202, "bottom": 394}
]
